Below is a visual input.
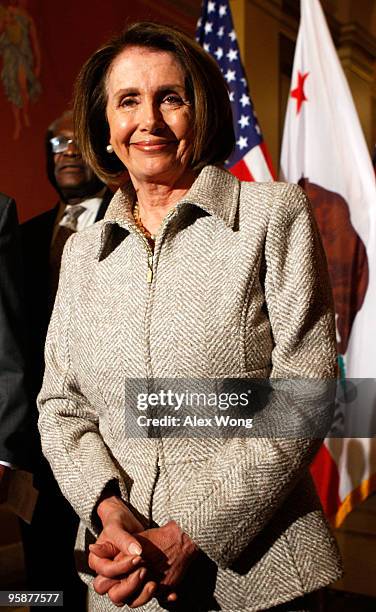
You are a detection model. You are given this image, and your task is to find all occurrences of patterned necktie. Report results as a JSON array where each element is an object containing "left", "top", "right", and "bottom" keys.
[{"left": 49, "top": 205, "right": 85, "bottom": 304}]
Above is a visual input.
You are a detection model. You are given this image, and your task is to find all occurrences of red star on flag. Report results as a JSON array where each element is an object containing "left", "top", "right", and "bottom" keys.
[{"left": 291, "top": 71, "right": 309, "bottom": 114}]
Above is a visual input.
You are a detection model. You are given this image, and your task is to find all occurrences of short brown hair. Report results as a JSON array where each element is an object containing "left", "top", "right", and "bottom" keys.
[{"left": 74, "top": 21, "right": 235, "bottom": 183}]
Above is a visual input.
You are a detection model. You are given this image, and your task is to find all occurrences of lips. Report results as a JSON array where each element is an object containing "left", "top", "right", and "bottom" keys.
[
  {"left": 129, "top": 140, "right": 177, "bottom": 151},
  {"left": 56, "top": 163, "right": 85, "bottom": 172}
]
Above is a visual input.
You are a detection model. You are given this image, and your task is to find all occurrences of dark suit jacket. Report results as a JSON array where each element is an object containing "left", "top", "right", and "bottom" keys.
[
  {"left": 20, "top": 189, "right": 112, "bottom": 416},
  {"left": 0, "top": 193, "right": 30, "bottom": 468}
]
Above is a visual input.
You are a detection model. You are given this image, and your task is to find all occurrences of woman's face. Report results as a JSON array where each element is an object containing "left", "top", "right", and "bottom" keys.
[{"left": 106, "top": 46, "right": 194, "bottom": 187}]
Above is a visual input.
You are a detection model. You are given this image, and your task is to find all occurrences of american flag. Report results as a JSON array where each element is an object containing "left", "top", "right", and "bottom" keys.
[{"left": 196, "top": 0, "right": 275, "bottom": 181}]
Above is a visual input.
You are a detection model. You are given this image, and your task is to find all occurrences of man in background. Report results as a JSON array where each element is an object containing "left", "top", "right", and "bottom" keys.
[
  {"left": 20, "top": 110, "right": 112, "bottom": 610},
  {"left": 22, "top": 108, "right": 112, "bottom": 400},
  {"left": 0, "top": 193, "right": 30, "bottom": 502},
  {"left": 23, "top": 109, "right": 111, "bottom": 367}
]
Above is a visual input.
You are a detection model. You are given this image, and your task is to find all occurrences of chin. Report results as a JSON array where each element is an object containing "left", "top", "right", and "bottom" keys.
[
  {"left": 138, "top": 162, "right": 184, "bottom": 181},
  {"left": 59, "top": 179, "right": 83, "bottom": 186}
]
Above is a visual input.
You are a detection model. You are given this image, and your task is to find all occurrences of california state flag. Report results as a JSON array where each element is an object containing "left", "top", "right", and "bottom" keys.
[{"left": 280, "top": 0, "right": 376, "bottom": 525}]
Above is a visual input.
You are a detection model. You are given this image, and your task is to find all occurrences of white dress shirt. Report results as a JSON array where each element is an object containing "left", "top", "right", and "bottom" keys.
[{"left": 52, "top": 190, "right": 106, "bottom": 244}]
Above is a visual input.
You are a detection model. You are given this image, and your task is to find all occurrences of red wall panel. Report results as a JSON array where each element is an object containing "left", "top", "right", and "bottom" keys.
[{"left": 0, "top": 0, "right": 198, "bottom": 222}]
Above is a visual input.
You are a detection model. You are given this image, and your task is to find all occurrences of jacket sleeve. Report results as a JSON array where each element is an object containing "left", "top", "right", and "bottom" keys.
[
  {"left": 37, "top": 235, "right": 129, "bottom": 534},
  {"left": 171, "top": 183, "right": 337, "bottom": 568},
  {"left": 0, "top": 196, "right": 31, "bottom": 468}
]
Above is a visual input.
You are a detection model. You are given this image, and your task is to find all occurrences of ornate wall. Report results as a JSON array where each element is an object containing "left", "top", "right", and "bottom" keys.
[{"left": 0, "top": 0, "right": 199, "bottom": 222}]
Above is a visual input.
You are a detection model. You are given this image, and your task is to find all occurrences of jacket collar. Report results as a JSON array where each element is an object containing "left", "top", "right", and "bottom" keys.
[
  {"left": 177, "top": 165, "right": 239, "bottom": 228},
  {"left": 97, "top": 165, "right": 240, "bottom": 260}
]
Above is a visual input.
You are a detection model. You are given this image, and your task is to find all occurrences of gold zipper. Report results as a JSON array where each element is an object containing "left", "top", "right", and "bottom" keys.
[
  {"left": 147, "top": 254, "right": 154, "bottom": 283},
  {"left": 132, "top": 204, "right": 177, "bottom": 283}
]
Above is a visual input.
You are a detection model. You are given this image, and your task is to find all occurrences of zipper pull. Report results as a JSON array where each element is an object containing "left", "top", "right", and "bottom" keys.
[{"left": 147, "top": 254, "right": 153, "bottom": 283}]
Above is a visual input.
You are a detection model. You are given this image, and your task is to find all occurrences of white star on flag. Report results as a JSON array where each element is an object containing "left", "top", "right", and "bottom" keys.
[
  {"left": 196, "top": 0, "right": 275, "bottom": 182},
  {"left": 203, "top": 43, "right": 211, "bottom": 52},
  {"left": 240, "top": 93, "right": 250, "bottom": 107},
  {"left": 214, "top": 47, "right": 224, "bottom": 60},
  {"left": 237, "top": 136, "right": 248, "bottom": 150},
  {"left": 225, "top": 69, "right": 236, "bottom": 83},
  {"left": 226, "top": 49, "right": 238, "bottom": 62},
  {"left": 238, "top": 115, "right": 250, "bottom": 129}
]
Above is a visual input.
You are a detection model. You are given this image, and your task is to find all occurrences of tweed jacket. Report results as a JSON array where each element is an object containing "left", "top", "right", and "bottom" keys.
[{"left": 38, "top": 166, "right": 342, "bottom": 612}]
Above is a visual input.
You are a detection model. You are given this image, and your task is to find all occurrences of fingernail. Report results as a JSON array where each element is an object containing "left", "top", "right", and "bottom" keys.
[
  {"left": 167, "top": 593, "right": 178, "bottom": 602},
  {"left": 139, "top": 568, "right": 146, "bottom": 580},
  {"left": 128, "top": 543, "right": 142, "bottom": 555},
  {"left": 132, "top": 556, "right": 141, "bottom": 565}
]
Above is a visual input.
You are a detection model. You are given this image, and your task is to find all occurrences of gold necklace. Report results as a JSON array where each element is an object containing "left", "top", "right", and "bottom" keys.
[{"left": 133, "top": 201, "right": 156, "bottom": 244}]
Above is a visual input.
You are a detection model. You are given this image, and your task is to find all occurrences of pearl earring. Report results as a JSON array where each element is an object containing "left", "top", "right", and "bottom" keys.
[{"left": 106, "top": 144, "right": 114, "bottom": 153}]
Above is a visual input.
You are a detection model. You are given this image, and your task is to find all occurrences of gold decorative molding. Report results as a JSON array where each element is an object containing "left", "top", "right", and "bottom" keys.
[{"left": 337, "top": 23, "right": 376, "bottom": 84}]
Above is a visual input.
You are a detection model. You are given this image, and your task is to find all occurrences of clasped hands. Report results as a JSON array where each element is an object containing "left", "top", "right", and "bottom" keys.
[{"left": 89, "top": 495, "right": 198, "bottom": 608}]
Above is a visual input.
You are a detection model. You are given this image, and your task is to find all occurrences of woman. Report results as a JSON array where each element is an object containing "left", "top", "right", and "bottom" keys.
[{"left": 38, "top": 22, "right": 342, "bottom": 612}]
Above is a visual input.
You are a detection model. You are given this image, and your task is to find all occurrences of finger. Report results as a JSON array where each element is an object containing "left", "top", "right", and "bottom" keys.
[
  {"left": 107, "top": 568, "right": 149, "bottom": 606},
  {"left": 89, "top": 541, "right": 119, "bottom": 559},
  {"left": 89, "top": 541, "right": 142, "bottom": 568},
  {"left": 89, "top": 551, "right": 142, "bottom": 578},
  {"left": 93, "top": 574, "right": 119, "bottom": 595},
  {"left": 156, "top": 584, "right": 179, "bottom": 604},
  {"left": 105, "top": 524, "right": 143, "bottom": 557},
  {"left": 167, "top": 592, "right": 178, "bottom": 602},
  {"left": 128, "top": 580, "right": 158, "bottom": 608}
]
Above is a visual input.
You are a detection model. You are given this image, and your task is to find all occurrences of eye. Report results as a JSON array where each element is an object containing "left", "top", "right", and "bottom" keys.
[
  {"left": 161, "top": 94, "right": 185, "bottom": 107},
  {"left": 119, "top": 96, "right": 138, "bottom": 109}
]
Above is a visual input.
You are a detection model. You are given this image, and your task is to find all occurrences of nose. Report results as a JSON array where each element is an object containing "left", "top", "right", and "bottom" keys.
[
  {"left": 63, "top": 139, "right": 81, "bottom": 157},
  {"left": 139, "top": 100, "right": 165, "bottom": 132}
]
